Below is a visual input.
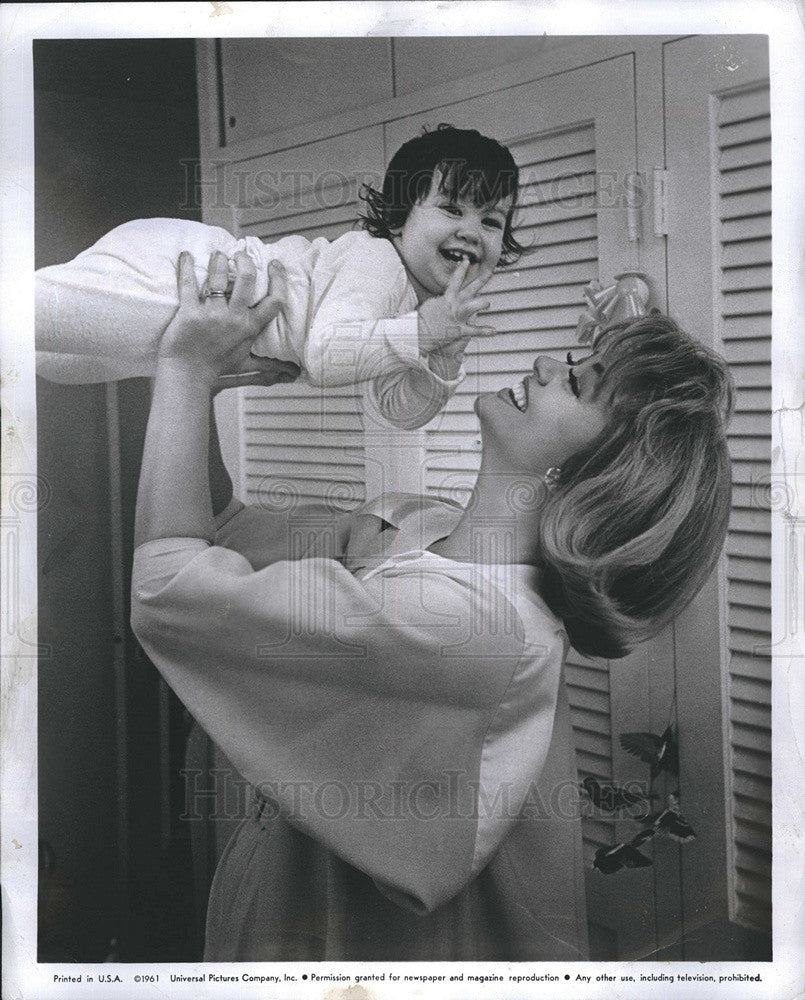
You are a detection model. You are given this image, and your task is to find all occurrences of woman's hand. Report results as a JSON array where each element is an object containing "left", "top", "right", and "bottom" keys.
[
  {"left": 158, "top": 250, "right": 289, "bottom": 384},
  {"left": 136, "top": 251, "right": 291, "bottom": 547}
]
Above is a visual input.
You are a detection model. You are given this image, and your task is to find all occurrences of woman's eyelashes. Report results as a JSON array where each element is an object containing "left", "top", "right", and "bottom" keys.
[
  {"left": 566, "top": 351, "right": 580, "bottom": 397},
  {"left": 565, "top": 351, "right": 606, "bottom": 399}
]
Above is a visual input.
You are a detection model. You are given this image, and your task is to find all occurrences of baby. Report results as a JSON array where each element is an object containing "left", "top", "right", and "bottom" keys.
[{"left": 36, "top": 125, "right": 526, "bottom": 429}]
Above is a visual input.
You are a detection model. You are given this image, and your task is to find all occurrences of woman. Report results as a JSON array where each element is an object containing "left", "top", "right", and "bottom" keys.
[{"left": 131, "top": 251, "right": 733, "bottom": 961}]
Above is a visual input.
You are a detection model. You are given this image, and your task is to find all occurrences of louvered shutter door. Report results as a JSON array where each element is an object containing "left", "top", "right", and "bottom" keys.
[
  {"left": 717, "top": 84, "right": 772, "bottom": 936},
  {"left": 665, "top": 35, "right": 771, "bottom": 951},
  {"left": 230, "top": 129, "right": 387, "bottom": 511}
]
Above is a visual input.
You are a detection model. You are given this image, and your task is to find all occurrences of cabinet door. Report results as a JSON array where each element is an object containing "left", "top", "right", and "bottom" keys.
[
  {"left": 386, "top": 55, "right": 671, "bottom": 961},
  {"left": 219, "top": 38, "right": 393, "bottom": 146},
  {"left": 665, "top": 34, "right": 772, "bottom": 959}
]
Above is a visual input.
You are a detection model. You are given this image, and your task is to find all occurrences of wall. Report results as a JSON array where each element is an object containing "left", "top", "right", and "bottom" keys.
[
  {"left": 35, "top": 39, "right": 200, "bottom": 960},
  {"left": 218, "top": 35, "right": 589, "bottom": 145}
]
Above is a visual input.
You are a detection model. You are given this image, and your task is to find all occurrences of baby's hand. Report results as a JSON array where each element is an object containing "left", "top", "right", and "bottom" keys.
[{"left": 417, "top": 258, "right": 496, "bottom": 355}]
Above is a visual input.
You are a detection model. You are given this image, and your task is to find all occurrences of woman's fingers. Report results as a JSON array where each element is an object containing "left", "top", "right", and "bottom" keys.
[
  {"left": 228, "top": 251, "right": 257, "bottom": 310},
  {"left": 243, "top": 355, "right": 300, "bottom": 383},
  {"left": 251, "top": 260, "right": 289, "bottom": 330},
  {"left": 206, "top": 250, "right": 230, "bottom": 294},
  {"left": 177, "top": 252, "right": 201, "bottom": 301}
]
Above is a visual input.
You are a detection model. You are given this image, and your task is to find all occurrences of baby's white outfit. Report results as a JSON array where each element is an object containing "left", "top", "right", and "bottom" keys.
[{"left": 36, "top": 219, "right": 464, "bottom": 429}]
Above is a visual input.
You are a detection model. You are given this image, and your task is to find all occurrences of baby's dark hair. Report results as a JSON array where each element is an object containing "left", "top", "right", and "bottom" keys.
[{"left": 359, "top": 123, "right": 526, "bottom": 265}]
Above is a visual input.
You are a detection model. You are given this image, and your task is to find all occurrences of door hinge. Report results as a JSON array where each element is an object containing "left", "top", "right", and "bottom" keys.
[
  {"left": 653, "top": 169, "right": 669, "bottom": 236},
  {"left": 625, "top": 172, "right": 644, "bottom": 243}
]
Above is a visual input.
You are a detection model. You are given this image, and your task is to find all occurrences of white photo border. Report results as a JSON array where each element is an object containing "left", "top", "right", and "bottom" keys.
[{"left": 1, "top": 3, "right": 802, "bottom": 999}]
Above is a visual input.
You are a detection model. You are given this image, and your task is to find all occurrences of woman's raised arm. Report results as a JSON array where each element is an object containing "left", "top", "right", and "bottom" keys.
[{"left": 134, "top": 251, "right": 289, "bottom": 547}]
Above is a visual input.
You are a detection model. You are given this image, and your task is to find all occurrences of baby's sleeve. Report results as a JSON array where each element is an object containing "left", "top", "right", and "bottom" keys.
[
  {"left": 371, "top": 349, "right": 465, "bottom": 430},
  {"left": 36, "top": 218, "right": 242, "bottom": 384},
  {"left": 303, "top": 236, "right": 465, "bottom": 428}
]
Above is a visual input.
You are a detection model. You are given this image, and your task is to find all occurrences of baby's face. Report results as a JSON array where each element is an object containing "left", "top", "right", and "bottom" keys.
[{"left": 393, "top": 173, "right": 511, "bottom": 302}]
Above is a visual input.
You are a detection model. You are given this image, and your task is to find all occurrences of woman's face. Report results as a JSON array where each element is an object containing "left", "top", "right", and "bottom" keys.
[{"left": 475, "top": 352, "right": 610, "bottom": 474}]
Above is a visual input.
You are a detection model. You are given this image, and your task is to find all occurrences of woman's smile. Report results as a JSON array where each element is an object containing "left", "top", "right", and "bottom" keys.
[{"left": 497, "top": 377, "right": 529, "bottom": 412}]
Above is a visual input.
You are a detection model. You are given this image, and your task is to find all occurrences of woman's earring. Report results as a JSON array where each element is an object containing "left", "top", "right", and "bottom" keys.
[{"left": 544, "top": 467, "right": 562, "bottom": 490}]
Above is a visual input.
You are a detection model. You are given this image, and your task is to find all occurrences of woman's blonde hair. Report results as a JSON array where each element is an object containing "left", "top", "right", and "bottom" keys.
[{"left": 538, "top": 315, "right": 734, "bottom": 659}]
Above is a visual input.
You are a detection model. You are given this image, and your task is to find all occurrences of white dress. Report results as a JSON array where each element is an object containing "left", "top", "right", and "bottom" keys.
[
  {"left": 36, "top": 221, "right": 463, "bottom": 429},
  {"left": 130, "top": 493, "right": 589, "bottom": 960}
]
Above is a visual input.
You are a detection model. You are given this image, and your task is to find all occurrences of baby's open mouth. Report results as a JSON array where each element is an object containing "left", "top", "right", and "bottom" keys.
[{"left": 440, "top": 247, "right": 479, "bottom": 266}]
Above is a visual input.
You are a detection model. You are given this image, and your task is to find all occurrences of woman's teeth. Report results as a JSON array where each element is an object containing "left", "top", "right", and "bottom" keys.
[{"left": 510, "top": 380, "right": 527, "bottom": 411}]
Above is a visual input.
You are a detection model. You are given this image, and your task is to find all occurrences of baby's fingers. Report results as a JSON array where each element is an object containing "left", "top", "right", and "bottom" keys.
[
  {"left": 459, "top": 270, "right": 494, "bottom": 297},
  {"left": 462, "top": 321, "right": 498, "bottom": 338},
  {"left": 460, "top": 297, "right": 492, "bottom": 320},
  {"left": 445, "top": 257, "right": 471, "bottom": 296}
]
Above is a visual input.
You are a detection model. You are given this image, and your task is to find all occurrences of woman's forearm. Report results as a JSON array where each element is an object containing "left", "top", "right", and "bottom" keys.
[
  {"left": 134, "top": 357, "right": 217, "bottom": 547},
  {"left": 209, "top": 395, "right": 234, "bottom": 517}
]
